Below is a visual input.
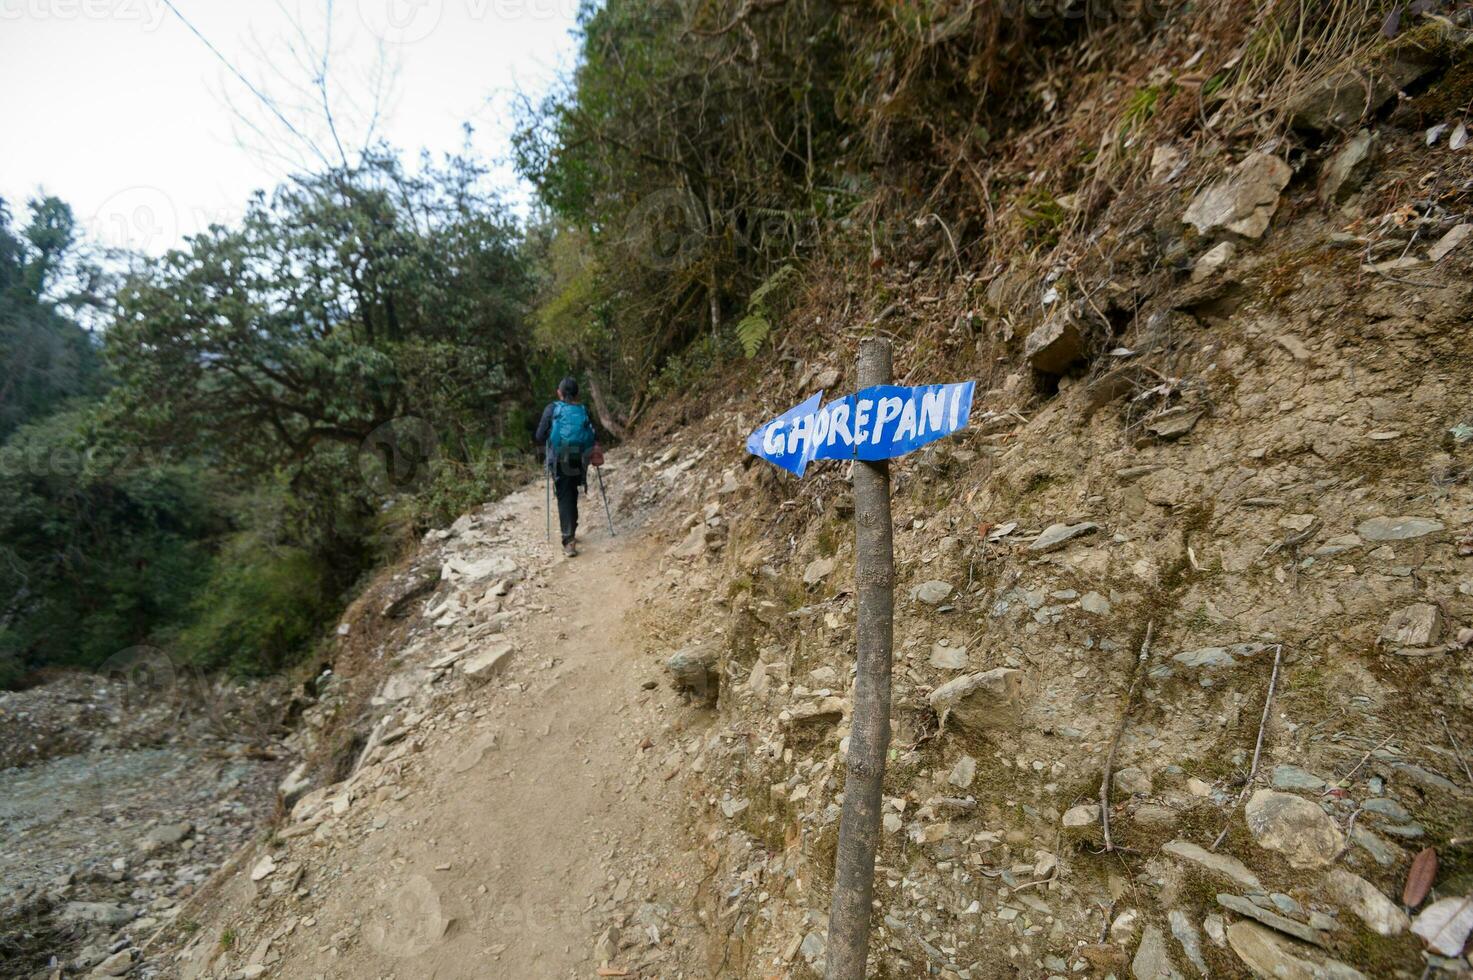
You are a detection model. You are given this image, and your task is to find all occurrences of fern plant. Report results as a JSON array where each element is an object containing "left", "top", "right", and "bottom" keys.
[{"left": 735, "top": 265, "right": 798, "bottom": 358}]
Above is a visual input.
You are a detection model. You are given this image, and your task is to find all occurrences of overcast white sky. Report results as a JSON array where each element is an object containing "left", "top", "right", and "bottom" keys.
[{"left": 0, "top": 0, "right": 580, "bottom": 254}]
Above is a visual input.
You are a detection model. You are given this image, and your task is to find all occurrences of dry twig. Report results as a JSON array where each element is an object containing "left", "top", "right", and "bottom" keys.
[
  {"left": 1100, "top": 620, "right": 1154, "bottom": 853},
  {"left": 1438, "top": 712, "right": 1473, "bottom": 787},
  {"left": 1211, "top": 644, "right": 1282, "bottom": 851}
]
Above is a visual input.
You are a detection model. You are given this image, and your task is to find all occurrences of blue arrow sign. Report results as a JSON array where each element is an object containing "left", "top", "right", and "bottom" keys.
[{"left": 745, "top": 381, "right": 975, "bottom": 477}]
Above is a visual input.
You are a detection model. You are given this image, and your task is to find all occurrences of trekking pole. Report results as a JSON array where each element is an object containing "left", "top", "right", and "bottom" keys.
[
  {"left": 545, "top": 468, "right": 551, "bottom": 542},
  {"left": 595, "top": 465, "right": 615, "bottom": 536}
]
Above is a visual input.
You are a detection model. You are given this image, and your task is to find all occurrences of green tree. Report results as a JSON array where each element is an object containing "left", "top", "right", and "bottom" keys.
[
  {"left": 0, "top": 197, "right": 104, "bottom": 440},
  {"left": 105, "top": 149, "right": 536, "bottom": 557}
]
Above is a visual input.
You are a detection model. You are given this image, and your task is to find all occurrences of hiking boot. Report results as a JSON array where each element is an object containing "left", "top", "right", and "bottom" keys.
[{"left": 563, "top": 541, "right": 577, "bottom": 557}]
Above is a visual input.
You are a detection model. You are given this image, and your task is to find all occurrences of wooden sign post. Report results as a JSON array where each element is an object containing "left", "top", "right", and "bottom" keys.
[
  {"left": 744, "top": 340, "right": 975, "bottom": 978},
  {"left": 824, "top": 337, "right": 895, "bottom": 980}
]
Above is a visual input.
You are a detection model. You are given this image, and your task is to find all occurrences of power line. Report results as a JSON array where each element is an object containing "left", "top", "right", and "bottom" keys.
[{"left": 158, "top": 0, "right": 321, "bottom": 162}]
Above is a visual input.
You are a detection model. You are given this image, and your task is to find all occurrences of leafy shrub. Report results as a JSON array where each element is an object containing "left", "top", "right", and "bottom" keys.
[
  {"left": 735, "top": 265, "right": 799, "bottom": 358},
  {"left": 169, "top": 533, "right": 339, "bottom": 677}
]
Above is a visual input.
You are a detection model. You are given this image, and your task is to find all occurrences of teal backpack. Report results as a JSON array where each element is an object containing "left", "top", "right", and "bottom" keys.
[{"left": 549, "top": 402, "right": 595, "bottom": 460}]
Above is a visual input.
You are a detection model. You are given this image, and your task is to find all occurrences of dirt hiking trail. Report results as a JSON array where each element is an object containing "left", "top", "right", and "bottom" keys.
[{"left": 167, "top": 459, "right": 721, "bottom": 979}]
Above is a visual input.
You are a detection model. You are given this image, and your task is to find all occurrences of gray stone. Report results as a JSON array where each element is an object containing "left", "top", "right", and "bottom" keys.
[
  {"left": 1168, "top": 909, "right": 1208, "bottom": 976},
  {"left": 913, "top": 580, "right": 954, "bottom": 605},
  {"left": 1218, "top": 893, "right": 1325, "bottom": 946},
  {"left": 1161, "top": 839, "right": 1263, "bottom": 890},
  {"left": 1323, "top": 868, "right": 1409, "bottom": 936},
  {"left": 1183, "top": 152, "right": 1292, "bottom": 239},
  {"left": 462, "top": 642, "right": 517, "bottom": 685},
  {"left": 1350, "top": 826, "right": 1401, "bottom": 865},
  {"left": 1029, "top": 521, "right": 1100, "bottom": 553},
  {"left": 1360, "top": 797, "right": 1411, "bottom": 822},
  {"left": 1319, "top": 130, "right": 1374, "bottom": 204},
  {"left": 666, "top": 644, "right": 718, "bottom": 700},
  {"left": 1132, "top": 924, "right": 1183, "bottom": 979},
  {"left": 948, "top": 755, "right": 977, "bottom": 789},
  {"left": 95, "top": 949, "right": 134, "bottom": 977},
  {"left": 1191, "top": 240, "right": 1235, "bottom": 283},
  {"left": 1378, "top": 603, "right": 1442, "bottom": 647},
  {"left": 782, "top": 697, "right": 846, "bottom": 728},
  {"left": 1063, "top": 804, "right": 1101, "bottom": 828},
  {"left": 1111, "top": 908, "right": 1142, "bottom": 944},
  {"left": 444, "top": 554, "right": 519, "bottom": 581},
  {"left": 802, "top": 556, "right": 837, "bottom": 586},
  {"left": 1203, "top": 914, "right": 1227, "bottom": 947},
  {"left": 1288, "top": 53, "right": 1433, "bottom": 134},
  {"left": 1429, "top": 223, "right": 1472, "bottom": 262},
  {"left": 58, "top": 902, "right": 133, "bottom": 928},
  {"left": 1147, "top": 408, "right": 1203, "bottom": 440},
  {"left": 1271, "top": 765, "right": 1327, "bottom": 793},
  {"left": 1245, "top": 790, "right": 1343, "bottom": 868},
  {"left": 719, "top": 796, "right": 749, "bottom": 819},
  {"left": 1269, "top": 893, "right": 1306, "bottom": 918},
  {"left": 1114, "top": 766, "right": 1152, "bottom": 796},
  {"left": 929, "top": 668, "right": 1024, "bottom": 732},
  {"left": 799, "top": 931, "right": 826, "bottom": 968},
  {"left": 1172, "top": 643, "right": 1268, "bottom": 670},
  {"left": 382, "top": 565, "right": 439, "bottom": 617},
  {"left": 1080, "top": 591, "right": 1111, "bottom": 615},
  {"left": 1025, "top": 312, "right": 1087, "bottom": 374},
  {"left": 1379, "top": 822, "right": 1425, "bottom": 839},
  {"left": 1356, "top": 516, "right": 1444, "bottom": 542},
  {"left": 928, "top": 643, "right": 968, "bottom": 669},
  {"left": 1392, "top": 762, "right": 1461, "bottom": 795},
  {"left": 1132, "top": 804, "right": 1178, "bottom": 830},
  {"left": 1226, "top": 921, "right": 1366, "bottom": 980},
  {"left": 142, "top": 821, "right": 193, "bottom": 847},
  {"left": 380, "top": 667, "right": 433, "bottom": 702},
  {"left": 1310, "top": 533, "right": 1362, "bottom": 557}
]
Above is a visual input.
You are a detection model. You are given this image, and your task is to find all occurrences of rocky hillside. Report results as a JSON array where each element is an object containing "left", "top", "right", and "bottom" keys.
[{"left": 626, "top": 22, "right": 1473, "bottom": 980}]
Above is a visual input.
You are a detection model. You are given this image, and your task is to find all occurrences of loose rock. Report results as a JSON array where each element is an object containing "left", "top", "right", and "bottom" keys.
[
  {"left": 929, "top": 668, "right": 1024, "bottom": 732},
  {"left": 1356, "top": 516, "right": 1443, "bottom": 542},
  {"left": 1379, "top": 603, "right": 1442, "bottom": 647},
  {"left": 1025, "top": 312, "right": 1087, "bottom": 374},
  {"left": 1161, "top": 839, "right": 1263, "bottom": 890},
  {"left": 1323, "top": 868, "right": 1409, "bottom": 936},
  {"left": 912, "top": 580, "right": 954, "bottom": 605},
  {"left": 1182, "top": 152, "right": 1292, "bottom": 239},
  {"left": 1226, "top": 921, "right": 1366, "bottom": 980},
  {"left": 1029, "top": 522, "right": 1099, "bottom": 553},
  {"left": 1132, "top": 924, "right": 1183, "bottom": 980},
  {"left": 1245, "top": 790, "right": 1343, "bottom": 868}
]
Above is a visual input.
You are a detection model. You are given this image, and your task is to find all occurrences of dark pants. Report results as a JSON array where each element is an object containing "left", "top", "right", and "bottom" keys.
[{"left": 553, "top": 470, "right": 581, "bottom": 545}]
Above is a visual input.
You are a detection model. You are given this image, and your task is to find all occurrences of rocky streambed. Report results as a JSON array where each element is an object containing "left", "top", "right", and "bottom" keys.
[{"left": 0, "top": 673, "right": 291, "bottom": 978}]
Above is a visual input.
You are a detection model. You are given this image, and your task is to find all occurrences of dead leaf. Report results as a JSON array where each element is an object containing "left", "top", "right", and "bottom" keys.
[
  {"left": 1411, "top": 895, "right": 1473, "bottom": 956},
  {"left": 1404, "top": 847, "right": 1437, "bottom": 908}
]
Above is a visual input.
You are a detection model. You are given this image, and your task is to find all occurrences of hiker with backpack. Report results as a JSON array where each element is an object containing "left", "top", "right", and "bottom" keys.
[{"left": 535, "top": 377, "right": 598, "bottom": 556}]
